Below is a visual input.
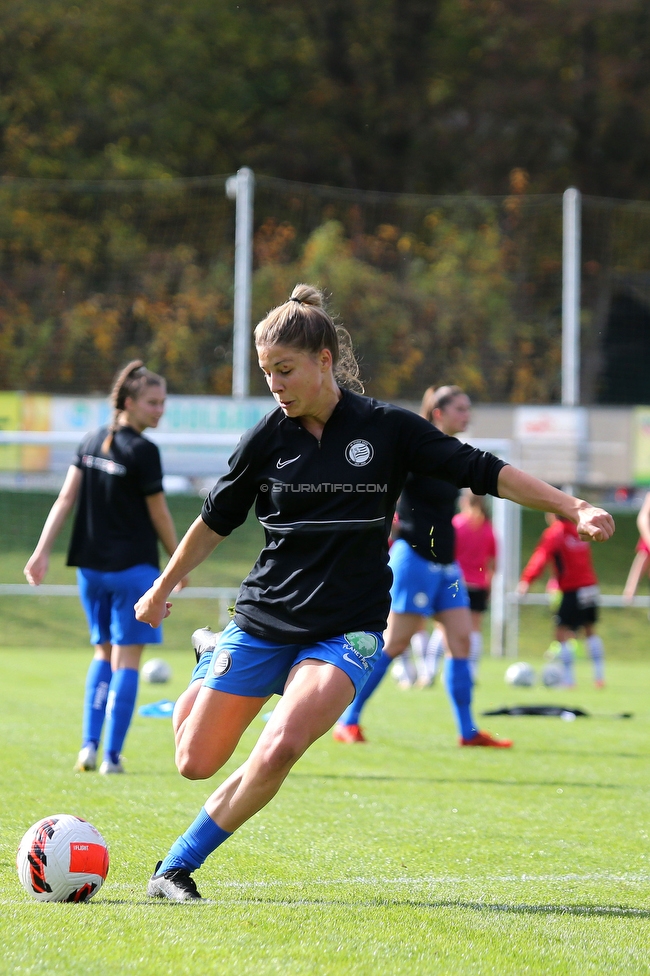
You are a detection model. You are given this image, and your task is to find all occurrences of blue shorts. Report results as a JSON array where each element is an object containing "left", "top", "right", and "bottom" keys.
[
  {"left": 77, "top": 564, "right": 162, "bottom": 647},
  {"left": 389, "top": 539, "right": 469, "bottom": 616},
  {"left": 190, "top": 620, "right": 384, "bottom": 698}
]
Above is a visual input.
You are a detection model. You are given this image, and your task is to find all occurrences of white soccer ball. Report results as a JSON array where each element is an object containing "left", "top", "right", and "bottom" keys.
[
  {"left": 505, "top": 662, "right": 536, "bottom": 687},
  {"left": 142, "top": 658, "right": 172, "bottom": 683},
  {"left": 542, "top": 663, "right": 564, "bottom": 687},
  {"left": 17, "top": 815, "right": 109, "bottom": 902}
]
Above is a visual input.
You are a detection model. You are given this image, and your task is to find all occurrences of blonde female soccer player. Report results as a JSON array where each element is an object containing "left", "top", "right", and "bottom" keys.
[
  {"left": 24, "top": 361, "right": 187, "bottom": 774},
  {"left": 135, "top": 285, "right": 614, "bottom": 901}
]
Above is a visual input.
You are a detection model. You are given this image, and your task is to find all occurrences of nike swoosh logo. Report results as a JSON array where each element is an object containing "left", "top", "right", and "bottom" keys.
[
  {"left": 343, "top": 652, "right": 364, "bottom": 670},
  {"left": 276, "top": 455, "right": 301, "bottom": 469}
]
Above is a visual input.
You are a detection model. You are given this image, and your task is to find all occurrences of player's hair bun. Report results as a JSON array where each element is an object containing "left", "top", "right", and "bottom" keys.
[
  {"left": 254, "top": 284, "right": 363, "bottom": 393},
  {"left": 289, "top": 284, "right": 324, "bottom": 308}
]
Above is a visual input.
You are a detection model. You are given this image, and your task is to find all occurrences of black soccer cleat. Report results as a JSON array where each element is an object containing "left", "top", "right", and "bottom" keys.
[
  {"left": 147, "top": 861, "right": 203, "bottom": 902},
  {"left": 191, "top": 626, "right": 222, "bottom": 664}
]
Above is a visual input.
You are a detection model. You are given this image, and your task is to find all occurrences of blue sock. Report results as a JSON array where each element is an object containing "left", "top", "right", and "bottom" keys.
[
  {"left": 444, "top": 657, "right": 478, "bottom": 740},
  {"left": 82, "top": 658, "right": 112, "bottom": 747},
  {"left": 339, "top": 650, "right": 392, "bottom": 726},
  {"left": 104, "top": 668, "right": 139, "bottom": 760},
  {"left": 158, "top": 807, "right": 232, "bottom": 873}
]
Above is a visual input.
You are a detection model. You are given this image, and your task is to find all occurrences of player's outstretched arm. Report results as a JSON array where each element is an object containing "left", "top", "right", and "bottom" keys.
[
  {"left": 135, "top": 515, "right": 225, "bottom": 627},
  {"left": 23, "top": 465, "right": 82, "bottom": 586},
  {"left": 497, "top": 466, "right": 615, "bottom": 542}
]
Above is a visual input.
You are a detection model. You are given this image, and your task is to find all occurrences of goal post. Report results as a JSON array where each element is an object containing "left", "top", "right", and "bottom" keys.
[
  {"left": 467, "top": 438, "right": 521, "bottom": 658},
  {"left": 490, "top": 495, "right": 521, "bottom": 658}
]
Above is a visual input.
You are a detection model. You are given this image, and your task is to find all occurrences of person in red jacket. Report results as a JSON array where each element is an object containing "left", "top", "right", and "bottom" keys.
[{"left": 517, "top": 514, "right": 605, "bottom": 687}]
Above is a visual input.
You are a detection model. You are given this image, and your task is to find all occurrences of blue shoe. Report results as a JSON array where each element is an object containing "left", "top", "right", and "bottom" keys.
[{"left": 138, "top": 699, "right": 176, "bottom": 718}]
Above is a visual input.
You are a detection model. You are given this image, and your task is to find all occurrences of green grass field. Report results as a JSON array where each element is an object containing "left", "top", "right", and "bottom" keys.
[
  {"left": 1, "top": 652, "right": 648, "bottom": 975},
  {"left": 1, "top": 496, "right": 649, "bottom": 973}
]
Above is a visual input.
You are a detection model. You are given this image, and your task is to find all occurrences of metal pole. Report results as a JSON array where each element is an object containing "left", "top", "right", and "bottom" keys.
[
  {"left": 226, "top": 167, "right": 255, "bottom": 398},
  {"left": 490, "top": 497, "right": 521, "bottom": 658},
  {"left": 562, "top": 187, "right": 581, "bottom": 408},
  {"left": 490, "top": 495, "right": 507, "bottom": 657},
  {"left": 505, "top": 500, "right": 521, "bottom": 658}
]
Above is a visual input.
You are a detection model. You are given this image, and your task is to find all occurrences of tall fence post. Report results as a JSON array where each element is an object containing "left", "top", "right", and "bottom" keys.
[
  {"left": 490, "top": 497, "right": 521, "bottom": 658},
  {"left": 562, "top": 187, "right": 581, "bottom": 408},
  {"left": 562, "top": 187, "right": 582, "bottom": 495},
  {"left": 226, "top": 167, "right": 255, "bottom": 398}
]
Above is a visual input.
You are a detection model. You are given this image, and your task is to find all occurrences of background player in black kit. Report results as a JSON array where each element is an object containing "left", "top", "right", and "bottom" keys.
[
  {"left": 24, "top": 361, "right": 186, "bottom": 774},
  {"left": 135, "top": 284, "right": 614, "bottom": 902},
  {"left": 333, "top": 384, "right": 505, "bottom": 747}
]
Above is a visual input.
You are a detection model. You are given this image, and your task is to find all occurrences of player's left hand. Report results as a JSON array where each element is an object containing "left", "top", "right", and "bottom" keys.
[
  {"left": 134, "top": 584, "right": 173, "bottom": 627},
  {"left": 576, "top": 506, "right": 615, "bottom": 542}
]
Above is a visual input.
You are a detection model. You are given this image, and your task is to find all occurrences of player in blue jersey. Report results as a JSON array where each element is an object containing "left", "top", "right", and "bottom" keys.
[
  {"left": 134, "top": 284, "right": 614, "bottom": 901},
  {"left": 24, "top": 361, "right": 187, "bottom": 774},
  {"left": 333, "top": 384, "right": 508, "bottom": 747}
]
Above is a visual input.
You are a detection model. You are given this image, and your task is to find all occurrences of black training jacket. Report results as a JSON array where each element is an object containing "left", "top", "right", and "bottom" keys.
[
  {"left": 201, "top": 389, "right": 506, "bottom": 643},
  {"left": 67, "top": 425, "right": 163, "bottom": 572},
  {"left": 396, "top": 473, "right": 461, "bottom": 564}
]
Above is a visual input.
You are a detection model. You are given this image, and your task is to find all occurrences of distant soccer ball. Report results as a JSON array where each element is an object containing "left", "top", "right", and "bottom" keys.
[
  {"left": 17, "top": 815, "right": 109, "bottom": 902},
  {"left": 505, "top": 662, "right": 536, "bottom": 687},
  {"left": 542, "top": 663, "right": 564, "bottom": 687},
  {"left": 142, "top": 658, "right": 172, "bottom": 683}
]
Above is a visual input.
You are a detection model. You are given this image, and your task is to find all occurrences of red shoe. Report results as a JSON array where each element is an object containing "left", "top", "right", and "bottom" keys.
[
  {"left": 594, "top": 679, "right": 605, "bottom": 689},
  {"left": 332, "top": 723, "right": 366, "bottom": 743},
  {"left": 460, "top": 730, "right": 513, "bottom": 748}
]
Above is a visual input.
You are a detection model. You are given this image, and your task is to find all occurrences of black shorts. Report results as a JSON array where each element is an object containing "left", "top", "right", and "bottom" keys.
[
  {"left": 555, "top": 588, "right": 599, "bottom": 630},
  {"left": 467, "top": 587, "right": 489, "bottom": 614}
]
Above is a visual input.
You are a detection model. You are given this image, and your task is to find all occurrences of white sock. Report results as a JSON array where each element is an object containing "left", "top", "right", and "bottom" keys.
[
  {"left": 392, "top": 648, "right": 417, "bottom": 686},
  {"left": 469, "top": 631, "right": 483, "bottom": 680},
  {"left": 586, "top": 634, "right": 605, "bottom": 682},
  {"left": 425, "top": 629, "right": 445, "bottom": 681},
  {"left": 558, "top": 641, "right": 575, "bottom": 685},
  {"left": 410, "top": 630, "right": 429, "bottom": 681}
]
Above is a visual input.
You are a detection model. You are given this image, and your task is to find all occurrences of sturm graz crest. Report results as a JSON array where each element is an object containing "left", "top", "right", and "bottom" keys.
[
  {"left": 211, "top": 648, "right": 233, "bottom": 677},
  {"left": 345, "top": 440, "right": 374, "bottom": 466}
]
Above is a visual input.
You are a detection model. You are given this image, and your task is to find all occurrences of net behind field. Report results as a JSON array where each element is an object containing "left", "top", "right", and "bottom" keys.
[
  {"left": 251, "top": 178, "right": 565, "bottom": 402},
  {"left": 0, "top": 175, "right": 568, "bottom": 402},
  {"left": 581, "top": 196, "right": 650, "bottom": 404},
  {"left": 2, "top": 175, "right": 650, "bottom": 403},
  {"left": 0, "top": 176, "right": 236, "bottom": 396}
]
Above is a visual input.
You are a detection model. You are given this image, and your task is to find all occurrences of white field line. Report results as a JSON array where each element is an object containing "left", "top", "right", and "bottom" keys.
[
  {"left": 25, "top": 873, "right": 650, "bottom": 890},
  {"left": 176, "top": 873, "right": 650, "bottom": 887},
  {"left": 4, "top": 875, "right": 649, "bottom": 907}
]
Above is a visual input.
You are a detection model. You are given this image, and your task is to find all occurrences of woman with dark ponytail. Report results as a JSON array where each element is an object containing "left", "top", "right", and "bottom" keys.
[
  {"left": 24, "top": 360, "right": 186, "bottom": 774},
  {"left": 134, "top": 284, "right": 613, "bottom": 902}
]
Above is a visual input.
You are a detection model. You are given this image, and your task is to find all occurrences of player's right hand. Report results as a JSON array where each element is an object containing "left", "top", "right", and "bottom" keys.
[
  {"left": 24, "top": 553, "right": 48, "bottom": 586},
  {"left": 575, "top": 505, "right": 615, "bottom": 542}
]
